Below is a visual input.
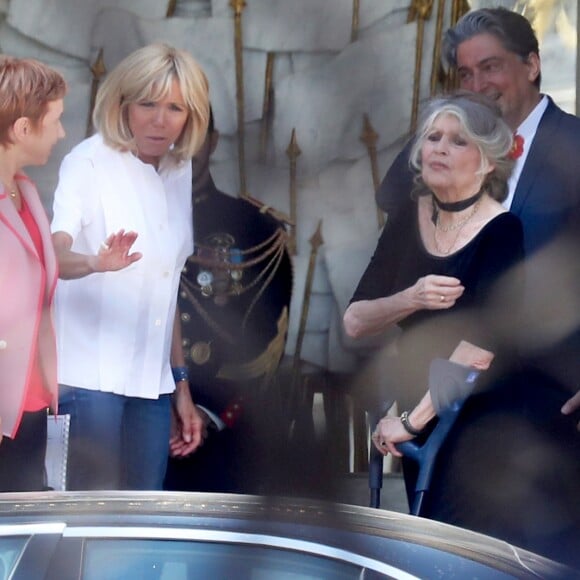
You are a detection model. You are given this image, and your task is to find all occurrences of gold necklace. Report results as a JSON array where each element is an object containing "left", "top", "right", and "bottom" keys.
[
  {"left": 3, "top": 182, "right": 18, "bottom": 198},
  {"left": 435, "top": 198, "right": 481, "bottom": 232},
  {"left": 433, "top": 199, "right": 481, "bottom": 255}
]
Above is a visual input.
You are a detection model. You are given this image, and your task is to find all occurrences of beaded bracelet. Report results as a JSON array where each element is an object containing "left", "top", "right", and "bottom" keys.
[{"left": 172, "top": 366, "right": 189, "bottom": 383}]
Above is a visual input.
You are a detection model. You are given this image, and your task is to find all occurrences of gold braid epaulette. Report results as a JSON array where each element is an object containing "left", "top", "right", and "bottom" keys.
[
  {"left": 180, "top": 279, "right": 237, "bottom": 344},
  {"left": 243, "top": 194, "right": 294, "bottom": 227},
  {"left": 180, "top": 224, "right": 289, "bottom": 334},
  {"left": 188, "top": 227, "right": 288, "bottom": 271},
  {"left": 217, "top": 307, "right": 289, "bottom": 388},
  {"left": 185, "top": 228, "right": 286, "bottom": 300}
]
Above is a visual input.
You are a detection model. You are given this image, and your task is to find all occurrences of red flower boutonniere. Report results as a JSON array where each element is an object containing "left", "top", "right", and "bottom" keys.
[{"left": 509, "top": 133, "right": 524, "bottom": 160}]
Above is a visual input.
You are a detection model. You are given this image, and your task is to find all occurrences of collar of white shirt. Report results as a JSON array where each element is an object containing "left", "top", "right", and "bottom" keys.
[{"left": 504, "top": 95, "right": 549, "bottom": 210}]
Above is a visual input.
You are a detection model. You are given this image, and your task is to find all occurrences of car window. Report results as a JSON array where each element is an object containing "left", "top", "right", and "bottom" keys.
[
  {"left": 0, "top": 537, "right": 29, "bottom": 580},
  {"left": 82, "top": 539, "right": 365, "bottom": 580}
]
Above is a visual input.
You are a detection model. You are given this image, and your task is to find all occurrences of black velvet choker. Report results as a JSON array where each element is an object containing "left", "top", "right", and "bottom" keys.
[{"left": 431, "top": 189, "right": 483, "bottom": 225}]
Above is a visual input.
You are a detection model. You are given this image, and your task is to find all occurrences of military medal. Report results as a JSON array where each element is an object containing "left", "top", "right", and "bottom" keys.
[
  {"left": 197, "top": 270, "right": 213, "bottom": 297},
  {"left": 230, "top": 248, "right": 242, "bottom": 264},
  {"left": 190, "top": 341, "right": 212, "bottom": 365},
  {"left": 197, "top": 271, "right": 213, "bottom": 286}
]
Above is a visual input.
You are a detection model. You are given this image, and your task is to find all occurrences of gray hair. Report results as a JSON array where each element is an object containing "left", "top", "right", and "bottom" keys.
[
  {"left": 443, "top": 8, "right": 541, "bottom": 88},
  {"left": 409, "top": 91, "right": 515, "bottom": 202}
]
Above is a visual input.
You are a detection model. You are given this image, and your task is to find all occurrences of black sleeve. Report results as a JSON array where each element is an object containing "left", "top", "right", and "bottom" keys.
[
  {"left": 350, "top": 204, "right": 413, "bottom": 303},
  {"left": 467, "top": 213, "right": 525, "bottom": 354},
  {"left": 375, "top": 139, "right": 416, "bottom": 216},
  {"left": 472, "top": 213, "right": 525, "bottom": 305}
]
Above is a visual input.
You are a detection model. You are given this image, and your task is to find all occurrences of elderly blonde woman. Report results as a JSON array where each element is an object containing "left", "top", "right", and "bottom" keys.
[
  {"left": 52, "top": 44, "right": 209, "bottom": 490},
  {"left": 344, "top": 91, "right": 524, "bottom": 456},
  {"left": 0, "top": 56, "right": 66, "bottom": 491}
]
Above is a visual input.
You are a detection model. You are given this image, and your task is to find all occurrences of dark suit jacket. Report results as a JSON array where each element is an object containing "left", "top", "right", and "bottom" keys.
[
  {"left": 376, "top": 97, "right": 580, "bottom": 256},
  {"left": 511, "top": 97, "right": 580, "bottom": 255}
]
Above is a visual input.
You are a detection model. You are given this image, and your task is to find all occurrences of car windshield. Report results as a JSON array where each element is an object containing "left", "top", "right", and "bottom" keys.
[
  {"left": 83, "top": 539, "right": 366, "bottom": 580},
  {"left": 0, "top": 536, "right": 29, "bottom": 580}
]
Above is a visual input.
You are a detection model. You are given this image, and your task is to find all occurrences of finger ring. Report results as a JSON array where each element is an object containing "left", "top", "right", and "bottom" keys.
[{"left": 440, "top": 295, "right": 445, "bottom": 302}]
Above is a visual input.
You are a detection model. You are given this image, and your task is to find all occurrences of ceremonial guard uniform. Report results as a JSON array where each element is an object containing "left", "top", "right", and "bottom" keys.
[{"left": 165, "top": 181, "right": 293, "bottom": 493}]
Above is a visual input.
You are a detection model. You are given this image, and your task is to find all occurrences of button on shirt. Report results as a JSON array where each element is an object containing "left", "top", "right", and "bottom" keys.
[{"left": 51, "top": 134, "right": 193, "bottom": 398}]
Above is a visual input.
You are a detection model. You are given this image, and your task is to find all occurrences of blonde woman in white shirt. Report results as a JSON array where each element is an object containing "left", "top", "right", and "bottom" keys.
[{"left": 52, "top": 44, "right": 209, "bottom": 490}]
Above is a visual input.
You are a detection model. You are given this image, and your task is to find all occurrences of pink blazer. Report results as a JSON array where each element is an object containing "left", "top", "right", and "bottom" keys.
[{"left": 0, "top": 174, "right": 58, "bottom": 438}]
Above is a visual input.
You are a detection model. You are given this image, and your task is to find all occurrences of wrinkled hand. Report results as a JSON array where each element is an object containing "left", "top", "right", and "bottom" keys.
[
  {"left": 561, "top": 390, "right": 580, "bottom": 431},
  {"left": 371, "top": 415, "right": 414, "bottom": 457},
  {"left": 169, "top": 384, "right": 205, "bottom": 457},
  {"left": 96, "top": 229, "right": 142, "bottom": 272},
  {"left": 412, "top": 274, "right": 464, "bottom": 310}
]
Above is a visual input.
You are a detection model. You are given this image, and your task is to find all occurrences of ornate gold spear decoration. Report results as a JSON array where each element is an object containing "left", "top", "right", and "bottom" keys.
[
  {"left": 292, "top": 220, "right": 323, "bottom": 381},
  {"left": 166, "top": 0, "right": 177, "bottom": 17},
  {"left": 408, "top": 0, "right": 434, "bottom": 132},
  {"left": 230, "top": 0, "right": 248, "bottom": 197},
  {"left": 451, "top": 0, "right": 469, "bottom": 24},
  {"left": 445, "top": 0, "right": 470, "bottom": 91},
  {"left": 351, "top": 0, "right": 361, "bottom": 42},
  {"left": 260, "top": 52, "right": 275, "bottom": 160},
  {"left": 360, "top": 114, "right": 385, "bottom": 229},
  {"left": 430, "top": 0, "right": 446, "bottom": 95},
  {"left": 286, "top": 128, "right": 301, "bottom": 255},
  {"left": 86, "top": 48, "right": 106, "bottom": 138}
]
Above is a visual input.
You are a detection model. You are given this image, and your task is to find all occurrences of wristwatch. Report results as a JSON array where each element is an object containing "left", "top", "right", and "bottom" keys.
[{"left": 400, "top": 410, "right": 422, "bottom": 437}]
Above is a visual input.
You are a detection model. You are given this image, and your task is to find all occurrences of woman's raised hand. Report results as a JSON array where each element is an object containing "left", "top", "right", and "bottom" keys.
[
  {"left": 412, "top": 274, "right": 464, "bottom": 310},
  {"left": 96, "top": 229, "right": 143, "bottom": 272}
]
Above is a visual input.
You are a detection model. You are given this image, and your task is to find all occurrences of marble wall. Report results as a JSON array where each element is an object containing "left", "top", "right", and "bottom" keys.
[{"left": 0, "top": 1, "right": 470, "bottom": 373}]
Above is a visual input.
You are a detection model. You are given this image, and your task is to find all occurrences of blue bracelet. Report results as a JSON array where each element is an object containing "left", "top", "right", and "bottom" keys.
[{"left": 172, "top": 366, "right": 189, "bottom": 383}]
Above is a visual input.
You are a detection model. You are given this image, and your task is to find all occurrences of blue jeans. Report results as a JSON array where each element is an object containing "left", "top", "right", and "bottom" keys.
[{"left": 59, "top": 386, "right": 171, "bottom": 491}]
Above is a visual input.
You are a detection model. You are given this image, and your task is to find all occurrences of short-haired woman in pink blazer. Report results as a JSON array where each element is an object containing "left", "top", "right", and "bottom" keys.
[{"left": 0, "top": 56, "right": 66, "bottom": 491}]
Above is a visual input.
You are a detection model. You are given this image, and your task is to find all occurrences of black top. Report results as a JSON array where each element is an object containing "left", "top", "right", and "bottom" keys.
[{"left": 351, "top": 201, "right": 525, "bottom": 393}]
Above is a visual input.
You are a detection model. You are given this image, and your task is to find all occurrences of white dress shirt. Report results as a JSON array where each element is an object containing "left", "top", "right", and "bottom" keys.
[
  {"left": 51, "top": 134, "right": 193, "bottom": 398},
  {"left": 504, "top": 95, "right": 549, "bottom": 209}
]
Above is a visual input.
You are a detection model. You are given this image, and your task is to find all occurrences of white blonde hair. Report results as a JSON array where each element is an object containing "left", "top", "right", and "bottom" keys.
[
  {"left": 93, "top": 43, "right": 209, "bottom": 162},
  {"left": 410, "top": 91, "right": 514, "bottom": 201}
]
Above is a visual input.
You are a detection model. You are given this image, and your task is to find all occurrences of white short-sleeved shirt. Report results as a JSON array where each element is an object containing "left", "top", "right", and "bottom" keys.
[{"left": 51, "top": 134, "right": 193, "bottom": 398}]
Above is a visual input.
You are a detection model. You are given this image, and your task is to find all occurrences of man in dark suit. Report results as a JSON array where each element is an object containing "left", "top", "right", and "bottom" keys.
[
  {"left": 372, "top": 8, "right": 580, "bottom": 566},
  {"left": 164, "top": 111, "right": 293, "bottom": 493}
]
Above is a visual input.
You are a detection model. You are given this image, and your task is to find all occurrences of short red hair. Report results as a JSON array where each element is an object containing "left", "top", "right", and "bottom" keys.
[{"left": 0, "top": 56, "right": 67, "bottom": 146}]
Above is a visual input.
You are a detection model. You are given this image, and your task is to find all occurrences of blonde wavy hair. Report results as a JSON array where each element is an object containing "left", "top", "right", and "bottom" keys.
[{"left": 93, "top": 43, "right": 209, "bottom": 162}]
